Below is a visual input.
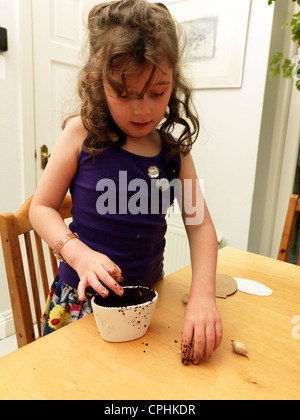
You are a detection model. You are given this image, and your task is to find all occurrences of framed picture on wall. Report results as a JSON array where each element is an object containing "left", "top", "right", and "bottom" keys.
[{"left": 151, "top": 0, "right": 252, "bottom": 89}]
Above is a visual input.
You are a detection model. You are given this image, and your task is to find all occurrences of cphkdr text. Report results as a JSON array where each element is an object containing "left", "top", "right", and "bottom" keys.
[{"left": 148, "top": 405, "right": 196, "bottom": 414}]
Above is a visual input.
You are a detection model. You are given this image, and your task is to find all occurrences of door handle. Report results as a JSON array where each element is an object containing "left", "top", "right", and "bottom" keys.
[{"left": 40, "top": 145, "right": 51, "bottom": 170}]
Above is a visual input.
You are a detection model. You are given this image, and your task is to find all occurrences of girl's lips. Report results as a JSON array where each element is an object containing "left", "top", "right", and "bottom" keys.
[{"left": 131, "top": 121, "right": 152, "bottom": 127}]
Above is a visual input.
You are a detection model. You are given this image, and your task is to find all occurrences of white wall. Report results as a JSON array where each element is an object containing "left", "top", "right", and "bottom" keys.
[
  {"left": 0, "top": 0, "right": 276, "bottom": 335},
  {"left": 169, "top": 0, "right": 275, "bottom": 251},
  {"left": 0, "top": 0, "right": 26, "bottom": 324},
  {"left": 190, "top": 0, "right": 275, "bottom": 250}
]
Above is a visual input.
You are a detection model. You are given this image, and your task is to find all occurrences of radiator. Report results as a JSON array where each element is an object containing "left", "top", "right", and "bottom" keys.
[
  {"left": 164, "top": 224, "right": 190, "bottom": 276},
  {"left": 164, "top": 224, "right": 224, "bottom": 276}
]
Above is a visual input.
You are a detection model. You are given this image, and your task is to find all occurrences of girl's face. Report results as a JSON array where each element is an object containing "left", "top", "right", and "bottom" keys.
[{"left": 103, "top": 60, "right": 174, "bottom": 140}]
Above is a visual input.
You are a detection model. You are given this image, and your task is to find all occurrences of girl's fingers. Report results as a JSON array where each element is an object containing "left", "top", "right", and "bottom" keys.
[
  {"left": 77, "top": 277, "right": 89, "bottom": 301},
  {"left": 78, "top": 266, "right": 124, "bottom": 301},
  {"left": 191, "top": 327, "right": 206, "bottom": 365},
  {"left": 103, "top": 261, "right": 124, "bottom": 283},
  {"left": 181, "top": 306, "right": 223, "bottom": 365},
  {"left": 181, "top": 324, "right": 194, "bottom": 365},
  {"left": 87, "top": 271, "right": 110, "bottom": 297},
  {"left": 98, "top": 267, "right": 124, "bottom": 296},
  {"left": 214, "top": 320, "right": 223, "bottom": 351},
  {"left": 78, "top": 273, "right": 109, "bottom": 301},
  {"left": 202, "top": 325, "right": 215, "bottom": 361}
]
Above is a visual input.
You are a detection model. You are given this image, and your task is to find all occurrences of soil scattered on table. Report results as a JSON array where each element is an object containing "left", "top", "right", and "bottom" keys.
[
  {"left": 94, "top": 286, "right": 156, "bottom": 308},
  {"left": 141, "top": 341, "right": 149, "bottom": 353}
]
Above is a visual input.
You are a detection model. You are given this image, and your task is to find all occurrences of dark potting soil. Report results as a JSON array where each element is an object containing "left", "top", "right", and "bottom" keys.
[{"left": 94, "top": 286, "right": 156, "bottom": 308}]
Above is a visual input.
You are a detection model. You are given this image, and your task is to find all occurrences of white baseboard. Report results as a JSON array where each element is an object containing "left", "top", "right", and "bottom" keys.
[{"left": 0, "top": 310, "right": 15, "bottom": 340}]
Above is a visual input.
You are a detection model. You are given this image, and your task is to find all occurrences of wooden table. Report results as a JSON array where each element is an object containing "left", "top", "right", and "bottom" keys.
[{"left": 0, "top": 247, "right": 299, "bottom": 400}]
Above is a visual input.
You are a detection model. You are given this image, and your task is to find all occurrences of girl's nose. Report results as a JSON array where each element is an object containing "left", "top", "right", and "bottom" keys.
[{"left": 132, "top": 98, "right": 151, "bottom": 117}]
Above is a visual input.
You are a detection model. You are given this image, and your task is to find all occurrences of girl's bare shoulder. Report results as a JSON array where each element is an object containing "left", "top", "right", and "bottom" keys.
[{"left": 63, "top": 116, "right": 88, "bottom": 148}]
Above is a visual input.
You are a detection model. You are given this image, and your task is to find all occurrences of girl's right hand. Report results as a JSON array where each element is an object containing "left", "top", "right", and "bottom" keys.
[
  {"left": 76, "top": 249, "right": 124, "bottom": 301},
  {"left": 62, "top": 240, "right": 124, "bottom": 301}
]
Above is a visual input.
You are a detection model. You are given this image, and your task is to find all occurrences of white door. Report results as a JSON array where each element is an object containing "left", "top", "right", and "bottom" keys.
[
  {"left": 31, "top": 0, "right": 99, "bottom": 182},
  {"left": 28, "top": 0, "right": 100, "bottom": 314}
]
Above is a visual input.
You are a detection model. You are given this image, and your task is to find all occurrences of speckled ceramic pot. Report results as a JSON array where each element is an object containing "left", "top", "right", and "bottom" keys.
[{"left": 91, "top": 286, "right": 158, "bottom": 342}]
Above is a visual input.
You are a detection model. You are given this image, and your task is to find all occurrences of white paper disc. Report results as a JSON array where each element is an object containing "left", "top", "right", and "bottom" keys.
[{"left": 234, "top": 278, "right": 273, "bottom": 296}]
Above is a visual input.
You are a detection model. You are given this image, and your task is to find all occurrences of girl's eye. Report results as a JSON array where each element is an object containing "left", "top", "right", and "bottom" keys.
[
  {"left": 118, "top": 91, "right": 165, "bottom": 99},
  {"left": 119, "top": 94, "right": 132, "bottom": 100},
  {"left": 150, "top": 91, "right": 165, "bottom": 97}
]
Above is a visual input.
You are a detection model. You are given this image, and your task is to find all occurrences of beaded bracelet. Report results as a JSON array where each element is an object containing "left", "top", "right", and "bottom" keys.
[{"left": 52, "top": 232, "right": 79, "bottom": 263}]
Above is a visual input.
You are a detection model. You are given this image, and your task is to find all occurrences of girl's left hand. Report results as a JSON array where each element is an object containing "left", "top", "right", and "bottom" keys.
[{"left": 181, "top": 296, "right": 223, "bottom": 365}]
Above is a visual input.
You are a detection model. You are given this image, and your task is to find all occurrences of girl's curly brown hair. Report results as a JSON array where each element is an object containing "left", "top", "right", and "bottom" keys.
[{"left": 64, "top": 0, "right": 199, "bottom": 159}]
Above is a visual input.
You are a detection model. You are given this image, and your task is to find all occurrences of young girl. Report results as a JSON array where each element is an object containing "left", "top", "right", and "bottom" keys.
[{"left": 29, "top": 0, "right": 222, "bottom": 365}]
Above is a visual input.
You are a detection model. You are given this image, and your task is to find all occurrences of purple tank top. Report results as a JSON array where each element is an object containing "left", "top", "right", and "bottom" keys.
[{"left": 58, "top": 140, "right": 181, "bottom": 294}]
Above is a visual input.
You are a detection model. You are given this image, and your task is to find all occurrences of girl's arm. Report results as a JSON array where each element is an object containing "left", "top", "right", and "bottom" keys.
[
  {"left": 29, "top": 117, "right": 124, "bottom": 300},
  {"left": 178, "top": 152, "right": 223, "bottom": 364}
]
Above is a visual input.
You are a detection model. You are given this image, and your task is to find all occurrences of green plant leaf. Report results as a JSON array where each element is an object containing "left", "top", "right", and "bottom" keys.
[
  {"left": 290, "top": 12, "right": 300, "bottom": 44},
  {"left": 268, "top": 52, "right": 283, "bottom": 79},
  {"left": 282, "top": 59, "right": 294, "bottom": 78},
  {"left": 269, "top": 64, "right": 281, "bottom": 79},
  {"left": 269, "top": 52, "right": 283, "bottom": 65},
  {"left": 267, "top": 0, "right": 300, "bottom": 90}
]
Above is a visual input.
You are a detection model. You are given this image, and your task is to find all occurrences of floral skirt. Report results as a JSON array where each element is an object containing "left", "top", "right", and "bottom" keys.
[{"left": 41, "top": 275, "right": 93, "bottom": 336}]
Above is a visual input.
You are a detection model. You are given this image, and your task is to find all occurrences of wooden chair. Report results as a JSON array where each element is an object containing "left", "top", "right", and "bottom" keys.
[
  {"left": 277, "top": 194, "right": 300, "bottom": 265},
  {"left": 0, "top": 195, "right": 72, "bottom": 348}
]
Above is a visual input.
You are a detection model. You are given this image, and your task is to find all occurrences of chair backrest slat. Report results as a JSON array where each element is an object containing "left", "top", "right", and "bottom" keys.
[
  {"left": 34, "top": 231, "right": 49, "bottom": 301},
  {"left": 0, "top": 194, "right": 72, "bottom": 348},
  {"left": 278, "top": 194, "right": 300, "bottom": 265},
  {"left": 49, "top": 246, "right": 59, "bottom": 279},
  {"left": 0, "top": 213, "right": 35, "bottom": 347},
  {"left": 24, "top": 231, "right": 42, "bottom": 338}
]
